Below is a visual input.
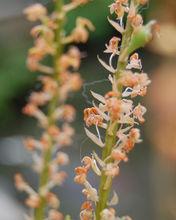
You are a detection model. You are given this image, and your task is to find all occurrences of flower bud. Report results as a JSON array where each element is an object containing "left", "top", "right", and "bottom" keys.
[
  {"left": 128, "top": 21, "right": 157, "bottom": 54},
  {"left": 23, "top": 4, "right": 47, "bottom": 21}
]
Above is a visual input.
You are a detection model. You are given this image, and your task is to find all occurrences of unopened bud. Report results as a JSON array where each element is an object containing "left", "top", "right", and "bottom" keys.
[{"left": 128, "top": 20, "right": 157, "bottom": 54}]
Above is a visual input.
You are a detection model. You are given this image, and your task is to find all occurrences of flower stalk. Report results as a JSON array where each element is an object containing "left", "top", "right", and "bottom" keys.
[
  {"left": 95, "top": 4, "right": 136, "bottom": 219},
  {"left": 34, "top": 2, "right": 64, "bottom": 219},
  {"left": 15, "top": 1, "right": 94, "bottom": 220},
  {"left": 75, "top": 0, "right": 156, "bottom": 219}
]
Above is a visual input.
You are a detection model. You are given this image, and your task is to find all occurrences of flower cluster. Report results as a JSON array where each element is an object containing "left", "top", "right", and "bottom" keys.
[
  {"left": 74, "top": 0, "right": 155, "bottom": 219},
  {"left": 15, "top": 1, "right": 93, "bottom": 220}
]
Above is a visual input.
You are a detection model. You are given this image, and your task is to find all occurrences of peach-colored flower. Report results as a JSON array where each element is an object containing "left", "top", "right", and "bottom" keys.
[
  {"left": 14, "top": 174, "right": 27, "bottom": 191},
  {"left": 48, "top": 210, "right": 64, "bottom": 220},
  {"left": 111, "top": 149, "right": 128, "bottom": 162},
  {"left": 29, "top": 91, "right": 51, "bottom": 106},
  {"left": 84, "top": 107, "right": 103, "bottom": 127},
  {"left": 105, "top": 92, "right": 121, "bottom": 121},
  {"left": 133, "top": 103, "right": 146, "bottom": 123},
  {"left": 126, "top": 53, "right": 142, "bottom": 70},
  {"left": 71, "top": 17, "right": 94, "bottom": 43},
  {"left": 25, "top": 194, "right": 40, "bottom": 208},
  {"left": 109, "top": 0, "right": 128, "bottom": 18},
  {"left": 23, "top": 137, "right": 42, "bottom": 151},
  {"left": 104, "top": 163, "right": 120, "bottom": 177},
  {"left": 123, "top": 128, "right": 141, "bottom": 153},
  {"left": 101, "top": 208, "right": 116, "bottom": 220},
  {"left": 130, "top": 14, "right": 143, "bottom": 28},
  {"left": 80, "top": 209, "right": 93, "bottom": 220},
  {"left": 23, "top": 4, "right": 47, "bottom": 21},
  {"left": 104, "top": 37, "right": 120, "bottom": 54},
  {"left": 56, "top": 152, "right": 69, "bottom": 166},
  {"left": 46, "top": 192, "right": 60, "bottom": 209},
  {"left": 52, "top": 171, "right": 67, "bottom": 185},
  {"left": 74, "top": 174, "right": 87, "bottom": 184}
]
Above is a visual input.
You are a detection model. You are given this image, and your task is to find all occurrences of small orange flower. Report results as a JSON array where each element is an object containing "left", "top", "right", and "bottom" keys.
[
  {"left": 25, "top": 194, "right": 40, "bottom": 208},
  {"left": 46, "top": 192, "right": 60, "bottom": 209},
  {"left": 133, "top": 103, "right": 146, "bottom": 123},
  {"left": 75, "top": 166, "right": 88, "bottom": 175},
  {"left": 119, "top": 71, "right": 138, "bottom": 87},
  {"left": 48, "top": 125, "right": 60, "bottom": 137},
  {"left": 104, "top": 36, "right": 120, "bottom": 54},
  {"left": 105, "top": 92, "right": 121, "bottom": 121},
  {"left": 74, "top": 174, "right": 87, "bottom": 184},
  {"left": 23, "top": 3, "right": 47, "bottom": 21},
  {"left": 48, "top": 210, "right": 64, "bottom": 220},
  {"left": 84, "top": 107, "right": 103, "bottom": 127},
  {"left": 22, "top": 103, "right": 37, "bottom": 116},
  {"left": 130, "top": 14, "right": 143, "bottom": 28},
  {"left": 23, "top": 137, "right": 36, "bottom": 151},
  {"left": 81, "top": 201, "right": 93, "bottom": 210},
  {"left": 111, "top": 149, "right": 128, "bottom": 162},
  {"left": 56, "top": 152, "right": 69, "bottom": 166},
  {"left": 14, "top": 173, "right": 27, "bottom": 191},
  {"left": 52, "top": 171, "right": 68, "bottom": 185}
]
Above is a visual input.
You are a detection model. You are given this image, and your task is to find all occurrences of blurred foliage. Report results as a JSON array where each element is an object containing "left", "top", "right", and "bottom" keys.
[{"left": 0, "top": 20, "right": 35, "bottom": 132}]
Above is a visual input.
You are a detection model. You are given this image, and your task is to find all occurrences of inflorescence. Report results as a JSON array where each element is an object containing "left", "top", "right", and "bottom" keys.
[
  {"left": 14, "top": 1, "right": 93, "bottom": 220},
  {"left": 14, "top": 0, "right": 157, "bottom": 220},
  {"left": 74, "top": 0, "right": 156, "bottom": 220}
]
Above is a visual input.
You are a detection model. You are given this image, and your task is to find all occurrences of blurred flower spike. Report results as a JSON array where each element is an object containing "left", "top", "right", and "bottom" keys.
[{"left": 15, "top": 1, "right": 93, "bottom": 220}]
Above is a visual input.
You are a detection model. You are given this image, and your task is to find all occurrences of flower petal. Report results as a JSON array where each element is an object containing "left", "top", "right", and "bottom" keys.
[
  {"left": 108, "top": 74, "right": 114, "bottom": 84},
  {"left": 97, "top": 56, "right": 115, "bottom": 73},
  {"left": 107, "top": 191, "right": 119, "bottom": 206},
  {"left": 122, "top": 87, "right": 133, "bottom": 97},
  {"left": 107, "top": 17, "right": 124, "bottom": 33},
  {"left": 92, "top": 151, "right": 105, "bottom": 167},
  {"left": 91, "top": 90, "right": 105, "bottom": 104},
  {"left": 84, "top": 127, "right": 105, "bottom": 148},
  {"left": 92, "top": 101, "right": 109, "bottom": 121},
  {"left": 91, "top": 158, "right": 101, "bottom": 176}
]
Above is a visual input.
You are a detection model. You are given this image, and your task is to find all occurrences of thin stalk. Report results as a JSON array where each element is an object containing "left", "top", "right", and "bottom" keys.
[
  {"left": 34, "top": 1, "right": 64, "bottom": 219},
  {"left": 95, "top": 2, "right": 137, "bottom": 219}
]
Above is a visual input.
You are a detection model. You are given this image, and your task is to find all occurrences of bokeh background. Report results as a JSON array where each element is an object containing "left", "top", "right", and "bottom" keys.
[{"left": 0, "top": 0, "right": 176, "bottom": 219}]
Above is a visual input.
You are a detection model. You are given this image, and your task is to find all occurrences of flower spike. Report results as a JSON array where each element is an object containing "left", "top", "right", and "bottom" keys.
[
  {"left": 16, "top": 1, "right": 93, "bottom": 220},
  {"left": 75, "top": 0, "right": 155, "bottom": 219}
]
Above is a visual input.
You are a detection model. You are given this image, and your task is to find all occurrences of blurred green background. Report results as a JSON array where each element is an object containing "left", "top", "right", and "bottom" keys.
[{"left": 0, "top": 0, "right": 176, "bottom": 220}]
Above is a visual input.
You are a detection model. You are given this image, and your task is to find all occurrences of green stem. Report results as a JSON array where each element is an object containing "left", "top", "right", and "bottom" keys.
[
  {"left": 34, "top": 1, "right": 64, "bottom": 220},
  {"left": 95, "top": 2, "right": 137, "bottom": 219}
]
